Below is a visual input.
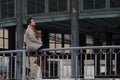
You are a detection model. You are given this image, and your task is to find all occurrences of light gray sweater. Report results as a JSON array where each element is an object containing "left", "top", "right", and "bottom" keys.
[{"left": 24, "top": 25, "right": 42, "bottom": 52}]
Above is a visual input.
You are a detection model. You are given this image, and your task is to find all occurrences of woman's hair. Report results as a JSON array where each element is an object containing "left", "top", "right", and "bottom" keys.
[
  {"left": 27, "top": 18, "right": 40, "bottom": 40},
  {"left": 27, "top": 17, "right": 33, "bottom": 25}
]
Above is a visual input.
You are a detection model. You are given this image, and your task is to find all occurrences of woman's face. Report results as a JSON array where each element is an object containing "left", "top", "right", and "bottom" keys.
[{"left": 29, "top": 19, "right": 36, "bottom": 26}]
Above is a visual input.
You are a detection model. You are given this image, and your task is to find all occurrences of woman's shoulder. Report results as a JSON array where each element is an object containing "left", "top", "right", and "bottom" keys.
[{"left": 26, "top": 26, "right": 33, "bottom": 31}]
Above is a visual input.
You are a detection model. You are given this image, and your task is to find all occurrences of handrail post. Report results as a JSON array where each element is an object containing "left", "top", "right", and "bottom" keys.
[{"left": 22, "top": 50, "right": 26, "bottom": 80}]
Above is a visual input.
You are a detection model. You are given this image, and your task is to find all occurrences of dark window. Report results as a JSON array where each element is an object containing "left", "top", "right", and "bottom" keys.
[
  {"left": 83, "top": 0, "right": 94, "bottom": 9},
  {"left": 37, "top": 0, "right": 45, "bottom": 13},
  {"left": 27, "top": 0, "right": 36, "bottom": 14},
  {"left": 27, "top": 0, "right": 45, "bottom": 14},
  {"left": 58, "top": 0, "right": 67, "bottom": 11},
  {"left": 83, "top": 0, "right": 105, "bottom": 9},
  {"left": 1, "top": 0, "right": 14, "bottom": 18},
  {"left": 95, "top": 0, "right": 105, "bottom": 9},
  {"left": 110, "top": 0, "right": 120, "bottom": 8},
  {"left": 8, "top": 1, "right": 14, "bottom": 17},
  {"left": 49, "top": 0, "right": 67, "bottom": 12},
  {"left": 49, "top": 0, "right": 57, "bottom": 12}
]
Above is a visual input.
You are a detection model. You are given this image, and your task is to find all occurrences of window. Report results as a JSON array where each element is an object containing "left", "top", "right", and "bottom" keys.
[
  {"left": 83, "top": 0, "right": 105, "bottom": 9},
  {"left": 27, "top": 0, "right": 45, "bottom": 14},
  {"left": 110, "top": 0, "right": 120, "bottom": 8},
  {"left": 49, "top": 33, "right": 71, "bottom": 53},
  {"left": 49, "top": 0, "right": 67, "bottom": 12},
  {"left": 49, "top": 33, "right": 70, "bottom": 48},
  {"left": 0, "top": 39, "right": 3, "bottom": 48},
  {"left": 83, "top": 0, "right": 94, "bottom": 9},
  {"left": 86, "top": 35, "right": 93, "bottom": 46},
  {"left": 1, "top": 0, "right": 14, "bottom": 18},
  {"left": 0, "top": 28, "right": 8, "bottom": 49},
  {"left": 95, "top": 0, "right": 105, "bottom": 9},
  {"left": 49, "top": 33, "right": 62, "bottom": 48},
  {"left": 64, "top": 34, "right": 70, "bottom": 48}
]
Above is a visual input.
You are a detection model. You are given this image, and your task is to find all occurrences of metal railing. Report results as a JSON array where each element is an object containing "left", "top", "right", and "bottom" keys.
[
  {"left": 0, "top": 50, "right": 26, "bottom": 80},
  {"left": 0, "top": 46, "right": 120, "bottom": 80}
]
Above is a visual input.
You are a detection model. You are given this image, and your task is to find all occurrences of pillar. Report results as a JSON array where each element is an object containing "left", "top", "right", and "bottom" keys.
[
  {"left": 15, "top": 0, "right": 24, "bottom": 79},
  {"left": 71, "top": 0, "right": 79, "bottom": 78}
]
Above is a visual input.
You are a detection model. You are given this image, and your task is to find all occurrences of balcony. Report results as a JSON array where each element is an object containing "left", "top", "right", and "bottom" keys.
[{"left": 0, "top": 46, "right": 120, "bottom": 80}]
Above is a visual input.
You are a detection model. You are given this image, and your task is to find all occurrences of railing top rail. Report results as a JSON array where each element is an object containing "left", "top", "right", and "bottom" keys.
[
  {"left": 0, "top": 49, "right": 25, "bottom": 54},
  {"left": 41, "top": 45, "right": 120, "bottom": 51},
  {"left": 0, "top": 46, "right": 120, "bottom": 53}
]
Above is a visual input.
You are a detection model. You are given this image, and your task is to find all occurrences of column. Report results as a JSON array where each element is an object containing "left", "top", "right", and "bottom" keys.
[
  {"left": 71, "top": 0, "right": 79, "bottom": 78},
  {"left": 15, "top": 0, "right": 24, "bottom": 79}
]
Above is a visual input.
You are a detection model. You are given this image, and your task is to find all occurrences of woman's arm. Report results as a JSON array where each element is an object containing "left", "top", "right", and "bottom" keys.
[{"left": 27, "top": 27, "right": 41, "bottom": 44}]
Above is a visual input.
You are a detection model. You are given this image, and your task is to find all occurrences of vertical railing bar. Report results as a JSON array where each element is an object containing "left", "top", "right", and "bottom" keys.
[
  {"left": 85, "top": 50, "right": 87, "bottom": 76},
  {"left": 76, "top": 53, "right": 78, "bottom": 77},
  {"left": 44, "top": 51, "right": 47, "bottom": 77},
  {"left": 57, "top": 55, "right": 60, "bottom": 77},
  {"left": 40, "top": 55, "right": 42, "bottom": 78},
  {"left": 7, "top": 57, "right": 9, "bottom": 79},
  {"left": 1, "top": 54, "right": 3, "bottom": 79},
  {"left": 70, "top": 50, "right": 72, "bottom": 78},
  {"left": 41, "top": 52, "right": 43, "bottom": 78},
  {"left": 80, "top": 49, "right": 82, "bottom": 76},
  {"left": 1, "top": 54, "right": 2, "bottom": 79},
  {"left": 99, "top": 49, "right": 102, "bottom": 76},
  {"left": 52, "top": 53, "right": 53, "bottom": 77},
  {"left": 61, "top": 58, "right": 64, "bottom": 79},
  {"left": 53, "top": 52, "right": 55, "bottom": 77},
  {"left": 26, "top": 56, "right": 29, "bottom": 77},
  {"left": 90, "top": 49, "right": 92, "bottom": 76},
  {"left": 61, "top": 50, "right": 64, "bottom": 79},
  {"left": 1, "top": 55, "right": 2, "bottom": 79},
  {"left": 3, "top": 54, "right": 5, "bottom": 80},
  {"left": 43, "top": 52, "right": 45, "bottom": 77},
  {"left": 110, "top": 48, "right": 112, "bottom": 75},
  {"left": 105, "top": 53, "right": 107, "bottom": 75},
  {"left": 22, "top": 50, "right": 26, "bottom": 80},
  {"left": 14, "top": 56, "right": 17, "bottom": 79},
  {"left": 61, "top": 50, "right": 64, "bottom": 78},
  {"left": 95, "top": 52, "right": 97, "bottom": 76},
  {"left": 48, "top": 56, "right": 51, "bottom": 77},
  {"left": 10, "top": 53, "right": 12, "bottom": 79},
  {"left": 45, "top": 51, "right": 48, "bottom": 76},
  {"left": 115, "top": 53, "right": 117, "bottom": 75},
  {"left": 66, "top": 54, "right": 69, "bottom": 78}
]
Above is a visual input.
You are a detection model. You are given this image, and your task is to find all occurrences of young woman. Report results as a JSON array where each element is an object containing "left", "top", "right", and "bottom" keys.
[{"left": 24, "top": 18, "right": 48, "bottom": 75}]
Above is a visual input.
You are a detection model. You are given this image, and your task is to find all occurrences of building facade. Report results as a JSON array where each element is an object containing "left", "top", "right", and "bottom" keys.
[
  {"left": 0, "top": 0, "right": 120, "bottom": 78},
  {"left": 0, "top": 0, "right": 120, "bottom": 50}
]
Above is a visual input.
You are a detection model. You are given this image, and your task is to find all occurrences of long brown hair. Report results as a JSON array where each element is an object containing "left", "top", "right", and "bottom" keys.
[
  {"left": 33, "top": 26, "right": 40, "bottom": 40},
  {"left": 27, "top": 18, "right": 40, "bottom": 40}
]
